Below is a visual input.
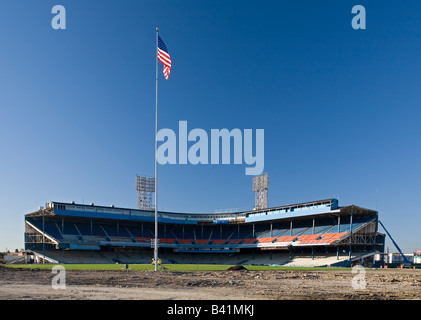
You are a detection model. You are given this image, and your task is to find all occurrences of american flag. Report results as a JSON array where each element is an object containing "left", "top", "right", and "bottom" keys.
[{"left": 157, "top": 35, "right": 171, "bottom": 80}]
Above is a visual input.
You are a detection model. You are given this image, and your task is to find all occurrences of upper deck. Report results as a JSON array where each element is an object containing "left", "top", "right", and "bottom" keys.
[{"left": 28, "top": 198, "right": 354, "bottom": 225}]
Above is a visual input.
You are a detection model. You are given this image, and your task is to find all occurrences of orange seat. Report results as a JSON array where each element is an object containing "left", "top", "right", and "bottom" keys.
[
  {"left": 178, "top": 239, "right": 194, "bottom": 244},
  {"left": 159, "top": 238, "right": 175, "bottom": 244},
  {"left": 276, "top": 236, "right": 297, "bottom": 242},
  {"left": 243, "top": 238, "right": 258, "bottom": 244},
  {"left": 210, "top": 239, "right": 226, "bottom": 244},
  {"left": 258, "top": 237, "right": 277, "bottom": 243},
  {"left": 134, "top": 237, "right": 151, "bottom": 243}
]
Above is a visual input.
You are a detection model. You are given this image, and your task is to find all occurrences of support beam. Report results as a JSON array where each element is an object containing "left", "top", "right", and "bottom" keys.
[
  {"left": 349, "top": 208, "right": 353, "bottom": 261},
  {"left": 42, "top": 216, "right": 45, "bottom": 264},
  {"left": 312, "top": 218, "right": 315, "bottom": 235},
  {"left": 338, "top": 215, "right": 340, "bottom": 233}
]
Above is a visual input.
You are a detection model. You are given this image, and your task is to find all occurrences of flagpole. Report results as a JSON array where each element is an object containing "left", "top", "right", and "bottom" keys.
[{"left": 154, "top": 27, "right": 159, "bottom": 272}]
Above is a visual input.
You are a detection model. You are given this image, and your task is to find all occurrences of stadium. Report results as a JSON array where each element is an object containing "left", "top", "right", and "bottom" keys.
[{"left": 24, "top": 198, "right": 385, "bottom": 267}]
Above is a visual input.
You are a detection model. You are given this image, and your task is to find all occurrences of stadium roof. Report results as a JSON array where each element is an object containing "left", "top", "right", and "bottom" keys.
[{"left": 25, "top": 199, "right": 377, "bottom": 226}]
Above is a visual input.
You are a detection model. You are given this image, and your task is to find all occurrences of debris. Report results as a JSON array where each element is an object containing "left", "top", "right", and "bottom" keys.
[{"left": 227, "top": 265, "right": 248, "bottom": 271}]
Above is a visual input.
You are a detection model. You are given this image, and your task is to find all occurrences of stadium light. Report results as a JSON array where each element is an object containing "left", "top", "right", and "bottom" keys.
[
  {"left": 136, "top": 175, "right": 155, "bottom": 211},
  {"left": 253, "top": 173, "right": 268, "bottom": 210}
]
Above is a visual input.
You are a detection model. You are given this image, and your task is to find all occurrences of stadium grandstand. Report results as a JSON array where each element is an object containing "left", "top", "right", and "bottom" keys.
[{"left": 24, "top": 199, "right": 385, "bottom": 267}]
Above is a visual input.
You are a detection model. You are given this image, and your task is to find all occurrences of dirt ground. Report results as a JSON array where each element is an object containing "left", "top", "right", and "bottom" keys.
[{"left": 0, "top": 266, "right": 420, "bottom": 300}]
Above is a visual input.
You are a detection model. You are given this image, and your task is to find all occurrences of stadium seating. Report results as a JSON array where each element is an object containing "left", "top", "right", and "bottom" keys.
[
  {"left": 159, "top": 238, "right": 175, "bottom": 244},
  {"left": 302, "top": 232, "right": 348, "bottom": 244},
  {"left": 296, "top": 234, "right": 321, "bottom": 244},
  {"left": 24, "top": 199, "right": 383, "bottom": 268},
  {"left": 242, "top": 238, "right": 258, "bottom": 244},
  {"left": 25, "top": 214, "right": 371, "bottom": 252},
  {"left": 275, "top": 236, "right": 298, "bottom": 242},
  {"left": 257, "top": 237, "right": 278, "bottom": 243}
]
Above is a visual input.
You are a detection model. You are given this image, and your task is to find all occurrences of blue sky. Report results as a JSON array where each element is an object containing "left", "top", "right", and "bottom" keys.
[{"left": 0, "top": 1, "right": 420, "bottom": 253}]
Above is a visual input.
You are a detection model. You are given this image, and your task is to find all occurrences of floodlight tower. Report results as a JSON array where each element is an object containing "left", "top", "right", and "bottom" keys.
[
  {"left": 253, "top": 173, "right": 269, "bottom": 210},
  {"left": 136, "top": 175, "right": 155, "bottom": 210}
]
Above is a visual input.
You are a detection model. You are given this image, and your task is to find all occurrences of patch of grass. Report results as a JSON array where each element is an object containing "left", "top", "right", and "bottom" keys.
[
  {"left": 4, "top": 264, "right": 357, "bottom": 272},
  {"left": 4, "top": 264, "right": 153, "bottom": 271}
]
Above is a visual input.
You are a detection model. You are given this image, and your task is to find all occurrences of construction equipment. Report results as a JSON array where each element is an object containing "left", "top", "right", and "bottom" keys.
[{"left": 379, "top": 220, "right": 411, "bottom": 265}]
